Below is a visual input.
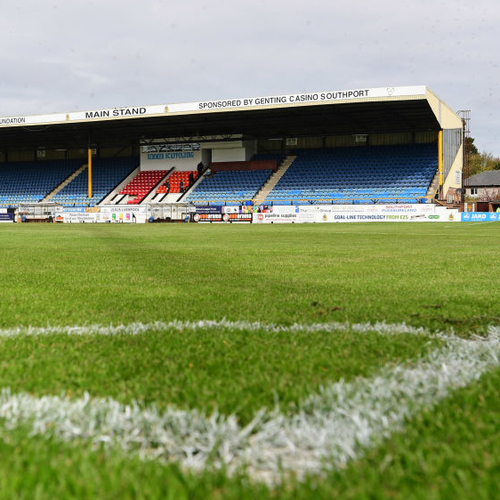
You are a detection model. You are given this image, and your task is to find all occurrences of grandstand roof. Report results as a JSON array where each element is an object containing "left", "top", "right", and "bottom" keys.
[{"left": 0, "top": 86, "right": 457, "bottom": 150}]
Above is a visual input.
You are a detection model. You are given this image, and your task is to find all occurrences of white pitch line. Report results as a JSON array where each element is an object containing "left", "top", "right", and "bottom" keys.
[
  {"left": 0, "top": 319, "right": 432, "bottom": 338},
  {"left": 0, "top": 327, "right": 499, "bottom": 484}
]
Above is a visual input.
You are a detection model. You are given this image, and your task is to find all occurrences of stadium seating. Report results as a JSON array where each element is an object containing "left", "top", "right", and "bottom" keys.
[
  {"left": 184, "top": 168, "right": 273, "bottom": 206},
  {"left": 120, "top": 169, "right": 169, "bottom": 204},
  {"left": 251, "top": 153, "right": 287, "bottom": 165},
  {"left": 157, "top": 170, "right": 198, "bottom": 194},
  {"left": 0, "top": 160, "right": 83, "bottom": 207},
  {"left": 0, "top": 145, "right": 439, "bottom": 209},
  {"left": 264, "top": 144, "right": 438, "bottom": 205},
  {"left": 51, "top": 157, "right": 138, "bottom": 206}
]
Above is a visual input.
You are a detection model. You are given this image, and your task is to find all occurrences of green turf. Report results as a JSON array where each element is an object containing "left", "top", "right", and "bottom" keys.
[
  {"left": 0, "top": 329, "right": 439, "bottom": 424},
  {"left": 312, "top": 364, "right": 500, "bottom": 500},
  {"left": 0, "top": 222, "right": 499, "bottom": 499},
  {"left": 1, "top": 366, "right": 499, "bottom": 500},
  {"left": 0, "top": 223, "right": 499, "bottom": 332}
]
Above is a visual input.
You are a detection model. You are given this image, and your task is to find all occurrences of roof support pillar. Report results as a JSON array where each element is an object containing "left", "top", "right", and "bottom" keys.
[
  {"left": 88, "top": 145, "right": 93, "bottom": 200},
  {"left": 438, "top": 129, "right": 443, "bottom": 199}
]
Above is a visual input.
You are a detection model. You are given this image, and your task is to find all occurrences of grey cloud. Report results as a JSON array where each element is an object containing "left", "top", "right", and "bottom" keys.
[{"left": 0, "top": 0, "right": 498, "bottom": 152}]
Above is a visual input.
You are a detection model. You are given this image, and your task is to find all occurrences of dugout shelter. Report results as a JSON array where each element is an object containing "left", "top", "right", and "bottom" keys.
[{"left": 0, "top": 85, "right": 464, "bottom": 213}]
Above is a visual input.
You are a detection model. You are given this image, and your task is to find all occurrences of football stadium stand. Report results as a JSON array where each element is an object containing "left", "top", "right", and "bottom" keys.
[
  {"left": 0, "top": 160, "right": 83, "bottom": 207},
  {"left": 263, "top": 144, "right": 438, "bottom": 205},
  {"left": 120, "top": 169, "right": 169, "bottom": 204},
  {"left": 184, "top": 169, "right": 273, "bottom": 206},
  {"left": 0, "top": 85, "right": 465, "bottom": 220},
  {"left": 184, "top": 161, "right": 276, "bottom": 206},
  {"left": 50, "top": 158, "right": 138, "bottom": 206},
  {"left": 180, "top": 145, "right": 438, "bottom": 207},
  {"left": 157, "top": 170, "right": 198, "bottom": 194}
]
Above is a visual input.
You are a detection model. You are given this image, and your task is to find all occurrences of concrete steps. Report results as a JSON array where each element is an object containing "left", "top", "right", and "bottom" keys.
[
  {"left": 424, "top": 169, "right": 440, "bottom": 203},
  {"left": 41, "top": 163, "right": 88, "bottom": 202},
  {"left": 253, "top": 155, "right": 297, "bottom": 205}
]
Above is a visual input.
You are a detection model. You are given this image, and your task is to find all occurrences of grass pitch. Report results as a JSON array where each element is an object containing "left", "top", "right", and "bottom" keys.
[
  {"left": 0, "top": 222, "right": 499, "bottom": 499},
  {"left": 1, "top": 222, "right": 499, "bottom": 331}
]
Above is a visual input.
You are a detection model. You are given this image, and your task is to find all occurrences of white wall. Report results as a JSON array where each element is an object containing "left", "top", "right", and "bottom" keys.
[
  {"left": 141, "top": 139, "right": 252, "bottom": 169},
  {"left": 466, "top": 186, "right": 500, "bottom": 200},
  {"left": 212, "top": 148, "right": 246, "bottom": 162},
  {"left": 140, "top": 151, "right": 202, "bottom": 171}
]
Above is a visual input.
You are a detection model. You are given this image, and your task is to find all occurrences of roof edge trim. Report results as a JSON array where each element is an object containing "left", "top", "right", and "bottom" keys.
[{"left": 0, "top": 85, "right": 428, "bottom": 129}]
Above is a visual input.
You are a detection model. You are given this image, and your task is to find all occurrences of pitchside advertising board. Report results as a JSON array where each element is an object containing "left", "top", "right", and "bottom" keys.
[
  {"left": 23, "top": 205, "right": 500, "bottom": 224},
  {"left": 0, "top": 208, "right": 13, "bottom": 223},
  {"left": 55, "top": 206, "right": 147, "bottom": 223},
  {"left": 193, "top": 206, "right": 253, "bottom": 223},
  {"left": 252, "top": 205, "right": 460, "bottom": 223},
  {"left": 461, "top": 212, "right": 500, "bottom": 222}
]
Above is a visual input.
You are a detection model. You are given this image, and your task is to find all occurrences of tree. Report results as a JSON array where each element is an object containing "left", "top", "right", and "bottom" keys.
[
  {"left": 465, "top": 136, "right": 479, "bottom": 156},
  {"left": 467, "top": 152, "right": 500, "bottom": 177},
  {"left": 464, "top": 137, "right": 500, "bottom": 177}
]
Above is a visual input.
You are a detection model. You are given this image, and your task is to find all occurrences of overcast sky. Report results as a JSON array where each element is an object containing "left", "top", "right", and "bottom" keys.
[{"left": 1, "top": 0, "right": 498, "bottom": 154}]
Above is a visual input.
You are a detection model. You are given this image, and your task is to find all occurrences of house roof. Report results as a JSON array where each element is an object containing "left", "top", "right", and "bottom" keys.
[{"left": 466, "top": 170, "right": 500, "bottom": 187}]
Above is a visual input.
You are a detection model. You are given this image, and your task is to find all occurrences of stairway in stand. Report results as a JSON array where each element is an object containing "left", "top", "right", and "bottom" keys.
[{"left": 253, "top": 156, "right": 296, "bottom": 206}]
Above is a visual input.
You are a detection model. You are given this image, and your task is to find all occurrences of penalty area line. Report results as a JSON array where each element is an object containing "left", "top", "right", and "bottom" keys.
[
  {"left": 0, "top": 319, "right": 434, "bottom": 338},
  {"left": 0, "top": 331, "right": 498, "bottom": 484}
]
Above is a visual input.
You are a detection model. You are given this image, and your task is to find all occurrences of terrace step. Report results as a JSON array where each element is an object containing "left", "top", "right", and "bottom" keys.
[
  {"left": 41, "top": 163, "right": 88, "bottom": 202},
  {"left": 425, "top": 168, "right": 440, "bottom": 202},
  {"left": 253, "top": 155, "right": 297, "bottom": 205}
]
